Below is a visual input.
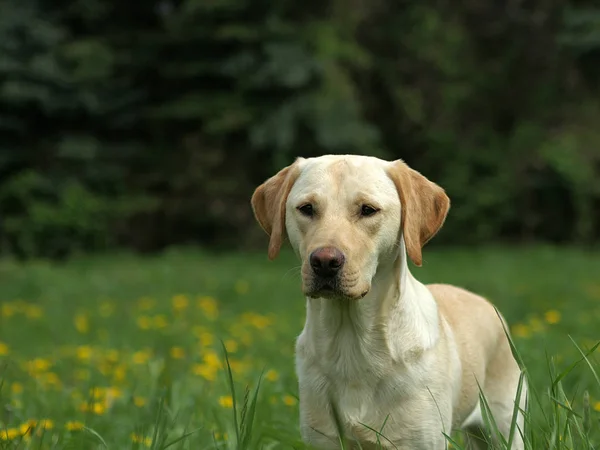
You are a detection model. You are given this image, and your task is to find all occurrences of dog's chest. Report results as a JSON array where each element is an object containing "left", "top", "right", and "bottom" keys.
[{"left": 298, "top": 327, "right": 417, "bottom": 428}]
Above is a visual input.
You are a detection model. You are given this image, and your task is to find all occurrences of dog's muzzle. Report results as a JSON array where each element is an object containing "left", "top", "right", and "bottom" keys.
[{"left": 307, "top": 246, "right": 347, "bottom": 297}]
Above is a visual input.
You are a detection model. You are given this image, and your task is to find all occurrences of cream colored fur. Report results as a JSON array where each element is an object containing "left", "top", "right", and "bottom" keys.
[{"left": 251, "top": 155, "right": 527, "bottom": 449}]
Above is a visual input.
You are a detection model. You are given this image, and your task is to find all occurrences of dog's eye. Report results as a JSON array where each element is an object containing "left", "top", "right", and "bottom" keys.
[
  {"left": 360, "top": 205, "right": 379, "bottom": 217},
  {"left": 297, "top": 204, "right": 314, "bottom": 217}
]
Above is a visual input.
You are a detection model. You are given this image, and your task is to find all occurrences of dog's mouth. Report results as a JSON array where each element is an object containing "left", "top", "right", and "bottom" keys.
[{"left": 306, "top": 279, "right": 369, "bottom": 300}]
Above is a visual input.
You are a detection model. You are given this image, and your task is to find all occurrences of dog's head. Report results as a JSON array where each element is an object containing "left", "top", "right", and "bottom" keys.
[{"left": 251, "top": 155, "right": 450, "bottom": 300}]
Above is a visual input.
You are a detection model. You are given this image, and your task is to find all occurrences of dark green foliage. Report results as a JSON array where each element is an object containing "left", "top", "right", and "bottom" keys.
[{"left": 1, "top": 0, "right": 599, "bottom": 258}]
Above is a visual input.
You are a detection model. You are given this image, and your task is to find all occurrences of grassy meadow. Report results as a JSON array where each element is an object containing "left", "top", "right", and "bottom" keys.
[{"left": 0, "top": 245, "right": 599, "bottom": 449}]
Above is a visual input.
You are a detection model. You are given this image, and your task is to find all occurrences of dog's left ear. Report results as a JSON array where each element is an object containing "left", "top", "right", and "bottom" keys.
[
  {"left": 251, "top": 158, "right": 303, "bottom": 260},
  {"left": 387, "top": 160, "right": 450, "bottom": 267}
]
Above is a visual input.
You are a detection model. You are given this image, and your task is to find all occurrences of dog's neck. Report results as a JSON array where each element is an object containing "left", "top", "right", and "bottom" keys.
[{"left": 303, "top": 240, "right": 440, "bottom": 363}]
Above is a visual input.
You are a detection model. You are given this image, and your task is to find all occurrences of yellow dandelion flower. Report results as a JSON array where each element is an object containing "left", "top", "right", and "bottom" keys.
[
  {"left": 172, "top": 294, "right": 189, "bottom": 311},
  {"left": 234, "top": 280, "right": 250, "bottom": 295},
  {"left": 131, "top": 433, "right": 152, "bottom": 447},
  {"left": 136, "top": 315, "right": 152, "bottom": 330},
  {"left": 153, "top": 314, "right": 168, "bottom": 329},
  {"left": 27, "top": 358, "right": 52, "bottom": 374},
  {"left": 544, "top": 310, "right": 561, "bottom": 325},
  {"left": 137, "top": 297, "right": 156, "bottom": 311},
  {"left": 214, "top": 431, "right": 229, "bottom": 441},
  {"left": 200, "top": 331, "right": 214, "bottom": 347},
  {"left": 1, "top": 302, "right": 16, "bottom": 318},
  {"left": 528, "top": 316, "right": 545, "bottom": 333},
  {"left": 113, "top": 364, "right": 127, "bottom": 383},
  {"left": 99, "top": 301, "right": 115, "bottom": 317},
  {"left": 76, "top": 345, "right": 93, "bottom": 361},
  {"left": 594, "top": 401, "right": 600, "bottom": 412},
  {"left": 92, "top": 402, "right": 106, "bottom": 414},
  {"left": 197, "top": 296, "right": 219, "bottom": 320},
  {"left": 218, "top": 395, "right": 233, "bottom": 408},
  {"left": 203, "top": 350, "right": 221, "bottom": 368},
  {"left": 228, "top": 359, "right": 249, "bottom": 375},
  {"left": 65, "top": 421, "right": 84, "bottom": 431},
  {"left": 133, "top": 396, "right": 147, "bottom": 407},
  {"left": 105, "top": 349, "right": 120, "bottom": 363},
  {"left": 11, "top": 382, "right": 23, "bottom": 394},
  {"left": 192, "top": 363, "right": 217, "bottom": 381},
  {"left": 74, "top": 313, "right": 89, "bottom": 334},
  {"left": 224, "top": 339, "right": 238, "bottom": 353},
  {"left": 0, "top": 428, "right": 20, "bottom": 440},
  {"left": 511, "top": 323, "right": 531, "bottom": 339},
  {"left": 133, "top": 349, "right": 152, "bottom": 365},
  {"left": 265, "top": 369, "right": 279, "bottom": 382},
  {"left": 42, "top": 372, "right": 61, "bottom": 388},
  {"left": 170, "top": 346, "right": 185, "bottom": 359},
  {"left": 0, "top": 341, "right": 9, "bottom": 356},
  {"left": 19, "top": 420, "right": 35, "bottom": 436},
  {"left": 25, "top": 305, "right": 43, "bottom": 319},
  {"left": 283, "top": 395, "right": 297, "bottom": 406},
  {"left": 39, "top": 419, "right": 54, "bottom": 430},
  {"left": 241, "top": 312, "right": 272, "bottom": 330}
]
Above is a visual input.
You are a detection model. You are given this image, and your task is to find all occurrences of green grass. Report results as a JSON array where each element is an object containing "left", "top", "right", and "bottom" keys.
[{"left": 0, "top": 244, "right": 599, "bottom": 449}]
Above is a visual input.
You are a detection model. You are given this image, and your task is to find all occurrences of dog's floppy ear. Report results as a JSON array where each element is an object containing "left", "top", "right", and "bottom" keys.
[
  {"left": 387, "top": 160, "right": 450, "bottom": 267},
  {"left": 251, "top": 158, "right": 303, "bottom": 260}
]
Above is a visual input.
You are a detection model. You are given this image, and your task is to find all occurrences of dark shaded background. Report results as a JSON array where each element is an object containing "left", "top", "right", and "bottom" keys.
[{"left": 1, "top": 0, "right": 599, "bottom": 259}]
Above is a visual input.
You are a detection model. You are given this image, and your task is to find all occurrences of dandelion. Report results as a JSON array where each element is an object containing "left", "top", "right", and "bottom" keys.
[
  {"left": 241, "top": 312, "right": 272, "bottom": 330},
  {"left": 218, "top": 395, "right": 233, "bottom": 408},
  {"left": 172, "top": 294, "right": 189, "bottom": 311},
  {"left": 170, "top": 346, "right": 185, "bottom": 359},
  {"left": 77, "top": 345, "right": 93, "bottom": 361},
  {"left": 153, "top": 314, "right": 168, "bottom": 329},
  {"left": 137, "top": 315, "right": 152, "bottom": 330},
  {"left": 24, "top": 305, "right": 43, "bottom": 319},
  {"left": 224, "top": 339, "right": 238, "bottom": 353},
  {"left": 99, "top": 301, "right": 115, "bottom": 317},
  {"left": 133, "top": 396, "right": 147, "bottom": 407},
  {"left": 0, "top": 341, "right": 9, "bottom": 356},
  {"left": 234, "top": 280, "right": 250, "bottom": 295},
  {"left": 192, "top": 363, "right": 217, "bottom": 381},
  {"left": 65, "top": 421, "right": 84, "bottom": 431},
  {"left": 11, "top": 382, "right": 23, "bottom": 394},
  {"left": 133, "top": 349, "right": 152, "bottom": 365},
  {"left": 113, "top": 364, "right": 127, "bottom": 383},
  {"left": 199, "top": 331, "right": 214, "bottom": 347},
  {"left": 265, "top": 369, "right": 279, "bottom": 382},
  {"left": 0, "top": 428, "right": 20, "bottom": 440},
  {"left": 544, "top": 309, "right": 561, "bottom": 325},
  {"left": 42, "top": 372, "right": 61, "bottom": 388},
  {"left": 203, "top": 350, "right": 221, "bottom": 368},
  {"left": 39, "top": 419, "right": 54, "bottom": 430},
  {"left": 137, "top": 297, "right": 156, "bottom": 311},
  {"left": 131, "top": 433, "right": 152, "bottom": 447},
  {"left": 594, "top": 401, "right": 600, "bottom": 412},
  {"left": 511, "top": 323, "right": 531, "bottom": 339},
  {"left": 74, "top": 313, "right": 89, "bottom": 334},
  {"left": 197, "top": 296, "right": 219, "bottom": 320},
  {"left": 283, "top": 395, "right": 297, "bottom": 406},
  {"left": 1, "top": 302, "right": 16, "bottom": 318},
  {"left": 27, "top": 358, "right": 52, "bottom": 374},
  {"left": 19, "top": 420, "right": 37, "bottom": 436}
]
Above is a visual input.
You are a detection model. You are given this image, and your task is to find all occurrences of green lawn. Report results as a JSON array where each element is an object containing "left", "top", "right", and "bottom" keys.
[{"left": 0, "top": 245, "right": 599, "bottom": 449}]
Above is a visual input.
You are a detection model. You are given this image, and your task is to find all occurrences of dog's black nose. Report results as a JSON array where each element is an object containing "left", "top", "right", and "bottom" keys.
[{"left": 310, "top": 247, "right": 345, "bottom": 278}]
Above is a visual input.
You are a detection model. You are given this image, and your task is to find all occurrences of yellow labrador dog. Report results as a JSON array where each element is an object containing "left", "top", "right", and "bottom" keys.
[{"left": 251, "top": 155, "right": 526, "bottom": 449}]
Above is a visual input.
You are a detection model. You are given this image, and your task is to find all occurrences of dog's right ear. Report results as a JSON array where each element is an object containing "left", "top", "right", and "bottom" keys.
[{"left": 251, "top": 158, "right": 303, "bottom": 260}]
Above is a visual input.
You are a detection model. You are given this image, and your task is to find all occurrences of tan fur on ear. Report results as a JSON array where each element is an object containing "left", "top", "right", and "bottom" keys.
[
  {"left": 387, "top": 160, "right": 450, "bottom": 267},
  {"left": 251, "top": 159, "right": 302, "bottom": 260}
]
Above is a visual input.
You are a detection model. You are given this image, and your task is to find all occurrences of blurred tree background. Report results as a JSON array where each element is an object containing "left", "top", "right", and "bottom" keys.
[{"left": 1, "top": 0, "right": 600, "bottom": 259}]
